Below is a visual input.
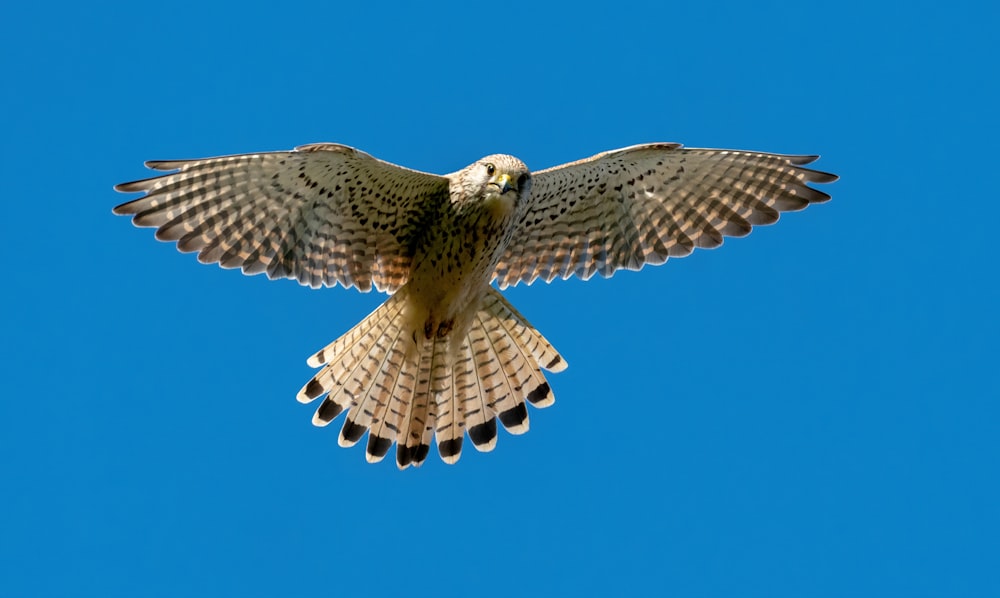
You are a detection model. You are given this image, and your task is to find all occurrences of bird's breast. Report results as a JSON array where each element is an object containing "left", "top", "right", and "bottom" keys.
[{"left": 405, "top": 200, "right": 519, "bottom": 339}]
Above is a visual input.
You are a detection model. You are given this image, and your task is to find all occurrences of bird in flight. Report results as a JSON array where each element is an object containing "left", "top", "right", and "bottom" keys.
[{"left": 114, "top": 142, "right": 836, "bottom": 469}]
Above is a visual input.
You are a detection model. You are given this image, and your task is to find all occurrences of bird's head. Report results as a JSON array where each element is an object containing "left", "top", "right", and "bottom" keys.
[{"left": 449, "top": 154, "right": 532, "bottom": 210}]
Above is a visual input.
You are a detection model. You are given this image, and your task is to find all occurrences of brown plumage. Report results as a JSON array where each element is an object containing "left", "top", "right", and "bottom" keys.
[{"left": 114, "top": 142, "right": 836, "bottom": 468}]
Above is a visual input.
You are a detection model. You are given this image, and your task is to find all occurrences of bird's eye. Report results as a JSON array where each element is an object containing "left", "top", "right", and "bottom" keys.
[
  {"left": 485, "top": 163, "right": 495, "bottom": 176},
  {"left": 517, "top": 173, "right": 529, "bottom": 188}
]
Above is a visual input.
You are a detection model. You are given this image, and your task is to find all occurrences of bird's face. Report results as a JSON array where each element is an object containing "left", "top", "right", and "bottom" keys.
[{"left": 451, "top": 154, "right": 532, "bottom": 209}]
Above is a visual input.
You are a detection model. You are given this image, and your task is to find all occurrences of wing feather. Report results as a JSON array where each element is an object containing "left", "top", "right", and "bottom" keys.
[
  {"left": 114, "top": 143, "right": 450, "bottom": 293},
  {"left": 494, "top": 144, "right": 837, "bottom": 288}
]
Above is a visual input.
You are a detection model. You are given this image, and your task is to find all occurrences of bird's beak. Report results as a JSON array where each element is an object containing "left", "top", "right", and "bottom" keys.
[{"left": 495, "top": 173, "right": 514, "bottom": 194}]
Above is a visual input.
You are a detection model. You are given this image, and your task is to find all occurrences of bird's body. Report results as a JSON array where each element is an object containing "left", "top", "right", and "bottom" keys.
[
  {"left": 114, "top": 142, "right": 836, "bottom": 469},
  {"left": 408, "top": 154, "right": 529, "bottom": 343}
]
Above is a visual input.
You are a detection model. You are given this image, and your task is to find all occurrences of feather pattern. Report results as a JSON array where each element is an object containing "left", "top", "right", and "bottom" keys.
[
  {"left": 114, "top": 144, "right": 450, "bottom": 293},
  {"left": 115, "top": 141, "right": 835, "bottom": 468},
  {"left": 493, "top": 144, "right": 837, "bottom": 288}
]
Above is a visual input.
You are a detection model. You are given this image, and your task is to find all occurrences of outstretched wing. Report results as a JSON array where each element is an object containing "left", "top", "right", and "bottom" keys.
[
  {"left": 493, "top": 143, "right": 837, "bottom": 288},
  {"left": 114, "top": 143, "right": 451, "bottom": 293}
]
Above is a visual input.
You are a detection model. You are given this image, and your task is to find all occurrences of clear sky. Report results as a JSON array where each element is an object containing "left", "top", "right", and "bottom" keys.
[{"left": 2, "top": 1, "right": 997, "bottom": 596}]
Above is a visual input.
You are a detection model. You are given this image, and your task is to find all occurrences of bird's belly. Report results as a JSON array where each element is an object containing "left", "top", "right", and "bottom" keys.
[{"left": 405, "top": 210, "right": 513, "bottom": 340}]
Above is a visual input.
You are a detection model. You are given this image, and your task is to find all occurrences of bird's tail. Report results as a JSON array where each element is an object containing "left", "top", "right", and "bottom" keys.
[{"left": 297, "top": 286, "right": 567, "bottom": 469}]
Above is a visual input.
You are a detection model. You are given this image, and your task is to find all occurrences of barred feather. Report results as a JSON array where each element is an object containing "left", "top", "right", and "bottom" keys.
[
  {"left": 115, "top": 141, "right": 835, "bottom": 470},
  {"left": 296, "top": 286, "right": 564, "bottom": 468},
  {"left": 494, "top": 144, "right": 837, "bottom": 288}
]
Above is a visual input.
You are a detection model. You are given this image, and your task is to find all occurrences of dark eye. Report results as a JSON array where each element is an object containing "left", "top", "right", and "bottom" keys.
[
  {"left": 485, "top": 163, "right": 495, "bottom": 176},
  {"left": 517, "top": 173, "right": 529, "bottom": 188}
]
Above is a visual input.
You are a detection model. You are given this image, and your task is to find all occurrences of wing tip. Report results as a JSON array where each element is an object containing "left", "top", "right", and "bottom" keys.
[
  {"left": 144, "top": 159, "right": 187, "bottom": 171},
  {"left": 110, "top": 200, "right": 133, "bottom": 214},
  {"left": 113, "top": 180, "right": 148, "bottom": 195}
]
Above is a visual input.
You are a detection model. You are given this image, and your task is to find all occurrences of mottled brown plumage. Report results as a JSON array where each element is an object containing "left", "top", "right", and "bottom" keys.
[{"left": 114, "top": 142, "right": 836, "bottom": 468}]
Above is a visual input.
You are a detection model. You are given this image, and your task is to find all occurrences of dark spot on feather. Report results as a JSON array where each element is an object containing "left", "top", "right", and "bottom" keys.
[
  {"left": 397, "top": 444, "right": 413, "bottom": 467},
  {"left": 469, "top": 419, "right": 497, "bottom": 447},
  {"left": 498, "top": 403, "right": 527, "bottom": 429},
  {"left": 316, "top": 398, "right": 344, "bottom": 423},
  {"left": 412, "top": 443, "right": 430, "bottom": 464},
  {"left": 367, "top": 435, "right": 392, "bottom": 458},
  {"left": 526, "top": 383, "right": 551, "bottom": 405},
  {"left": 305, "top": 379, "right": 326, "bottom": 400},
  {"left": 341, "top": 420, "right": 366, "bottom": 443},
  {"left": 438, "top": 437, "right": 463, "bottom": 460}
]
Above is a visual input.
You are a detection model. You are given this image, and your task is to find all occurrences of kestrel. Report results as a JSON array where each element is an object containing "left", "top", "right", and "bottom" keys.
[{"left": 114, "top": 142, "right": 836, "bottom": 468}]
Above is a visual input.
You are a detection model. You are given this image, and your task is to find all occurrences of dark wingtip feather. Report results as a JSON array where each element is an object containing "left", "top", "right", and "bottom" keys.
[
  {"left": 114, "top": 175, "right": 164, "bottom": 193},
  {"left": 113, "top": 181, "right": 142, "bottom": 194},
  {"left": 111, "top": 199, "right": 137, "bottom": 214},
  {"left": 748, "top": 204, "right": 780, "bottom": 225},
  {"left": 144, "top": 159, "right": 189, "bottom": 171},
  {"left": 787, "top": 154, "right": 820, "bottom": 165},
  {"left": 804, "top": 168, "right": 839, "bottom": 184}
]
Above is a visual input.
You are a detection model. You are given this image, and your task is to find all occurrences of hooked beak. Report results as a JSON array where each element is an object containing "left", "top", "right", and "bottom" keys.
[{"left": 494, "top": 173, "right": 514, "bottom": 194}]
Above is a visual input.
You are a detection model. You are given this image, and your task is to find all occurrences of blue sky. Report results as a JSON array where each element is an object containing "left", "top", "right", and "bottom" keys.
[{"left": 2, "top": 1, "right": 997, "bottom": 596}]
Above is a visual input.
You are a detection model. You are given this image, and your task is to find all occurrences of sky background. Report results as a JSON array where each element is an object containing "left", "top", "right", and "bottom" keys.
[{"left": 2, "top": 1, "right": 998, "bottom": 596}]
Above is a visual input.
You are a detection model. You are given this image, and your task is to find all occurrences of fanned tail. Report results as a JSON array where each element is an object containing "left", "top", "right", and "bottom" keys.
[{"left": 297, "top": 286, "right": 567, "bottom": 469}]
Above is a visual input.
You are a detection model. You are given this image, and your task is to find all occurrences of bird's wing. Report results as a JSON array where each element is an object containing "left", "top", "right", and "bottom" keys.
[
  {"left": 493, "top": 143, "right": 837, "bottom": 288},
  {"left": 114, "top": 143, "right": 451, "bottom": 293}
]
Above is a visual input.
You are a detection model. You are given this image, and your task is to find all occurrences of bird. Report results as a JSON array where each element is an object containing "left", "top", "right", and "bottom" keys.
[{"left": 114, "top": 142, "right": 837, "bottom": 469}]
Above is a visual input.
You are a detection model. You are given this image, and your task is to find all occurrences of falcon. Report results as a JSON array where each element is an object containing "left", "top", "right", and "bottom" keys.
[{"left": 114, "top": 142, "right": 837, "bottom": 468}]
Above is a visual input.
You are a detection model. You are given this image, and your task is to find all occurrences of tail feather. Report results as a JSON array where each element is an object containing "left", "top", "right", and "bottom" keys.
[
  {"left": 340, "top": 331, "right": 404, "bottom": 446},
  {"left": 430, "top": 340, "right": 463, "bottom": 464},
  {"left": 338, "top": 325, "right": 413, "bottom": 450},
  {"left": 297, "top": 286, "right": 566, "bottom": 468},
  {"left": 364, "top": 328, "right": 412, "bottom": 462},
  {"left": 298, "top": 290, "right": 407, "bottom": 408},
  {"left": 455, "top": 340, "right": 498, "bottom": 452},
  {"left": 469, "top": 312, "right": 527, "bottom": 434},
  {"left": 480, "top": 305, "right": 555, "bottom": 409},
  {"left": 482, "top": 291, "right": 567, "bottom": 375},
  {"left": 396, "top": 336, "right": 441, "bottom": 468}
]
